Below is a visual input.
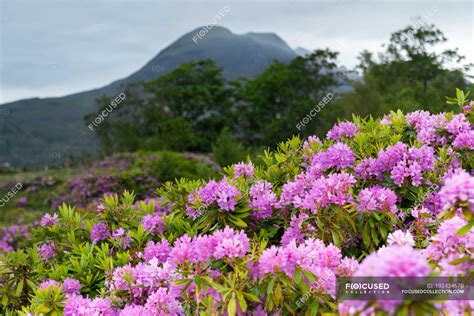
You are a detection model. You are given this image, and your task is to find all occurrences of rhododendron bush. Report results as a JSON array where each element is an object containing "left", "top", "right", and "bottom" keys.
[{"left": 0, "top": 95, "right": 473, "bottom": 315}]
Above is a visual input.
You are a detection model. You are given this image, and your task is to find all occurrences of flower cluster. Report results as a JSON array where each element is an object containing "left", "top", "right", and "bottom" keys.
[
  {"left": 258, "top": 238, "right": 357, "bottom": 297},
  {"left": 186, "top": 178, "right": 240, "bottom": 218},
  {"left": 326, "top": 121, "right": 358, "bottom": 140},
  {"left": 0, "top": 105, "right": 472, "bottom": 315}
]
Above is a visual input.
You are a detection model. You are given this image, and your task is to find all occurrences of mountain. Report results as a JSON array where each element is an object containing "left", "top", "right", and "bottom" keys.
[
  {"left": 0, "top": 26, "right": 297, "bottom": 168},
  {"left": 294, "top": 47, "right": 311, "bottom": 57}
]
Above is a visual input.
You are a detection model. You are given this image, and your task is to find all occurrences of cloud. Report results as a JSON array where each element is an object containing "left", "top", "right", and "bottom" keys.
[{"left": 0, "top": 0, "right": 472, "bottom": 103}]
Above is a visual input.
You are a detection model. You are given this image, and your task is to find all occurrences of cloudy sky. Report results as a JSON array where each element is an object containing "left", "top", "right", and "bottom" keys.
[{"left": 0, "top": 0, "right": 472, "bottom": 103}]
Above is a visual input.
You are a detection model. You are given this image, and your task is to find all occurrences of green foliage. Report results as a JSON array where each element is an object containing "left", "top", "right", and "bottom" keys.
[
  {"left": 211, "top": 128, "right": 247, "bottom": 168},
  {"left": 148, "top": 151, "right": 218, "bottom": 182},
  {"left": 88, "top": 23, "right": 472, "bottom": 161}
]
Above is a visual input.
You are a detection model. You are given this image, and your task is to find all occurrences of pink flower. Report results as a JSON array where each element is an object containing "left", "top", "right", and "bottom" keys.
[
  {"left": 143, "top": 239, "right": 171, "bottom": 263},
  {"left": 233, "top": 162, "right": 254, "bottom": 177},
  {"left": 356, "top": 185, "right": 397, "bottom": 214},
  {"left": 186, "top": 178, "right": 240, "bottom": 218},
  {"left": 387, "top": 230, "right": 415, "bottom": 247},
  {"left": 249, "top": 180, "right": 277, "bottom": 220},
  {"left": 90, "top": 222, "right": 110, "bottom": 243},
  {"left": 144, "top": 288, "right": 184, "bottom": 315},
  {"left": 39, "top": 279, "right": 61, "bottom": 290},
  {"left": 453, "top": 130, "right": 474, "bottom": 150},
  {"left": 62, "top": 278, "right": 82, "bottom": 295},
  {"left": 315, "top": 142, "right": 356, "bottom": 170},
  {"left": 112, "top": 228, "right": 131, "bottom": 249},
  {"left": 212, "top": 227, "right": 249, "bottom": 259},
  {"left": 38, "top": 241, "right": 57, "bottom": 260},
  {"left": 40, "top": 213, "right": 59, "bottom": 227},
  {"left": 140, "top": 213, "right": 165, "bottom": 236},
  {"left": 425, "top": 216, "right": 473, "bottom": 261},
  {"left": 327, "top": 121, "right": 358, "bottom": 140},
  {"left": 438, "top": 170, "right": 474, "bottom": 213}
]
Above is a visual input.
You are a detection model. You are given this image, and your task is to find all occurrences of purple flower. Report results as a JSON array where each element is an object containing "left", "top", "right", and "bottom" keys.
[
  {"left": 355, "top": 157, "right": 377, "bottom": 180},
  {"left": 62, "top": 278, "right": 82, "bottom": 295},
  {"left": 40, "top": 213, "right": 59, "bottom": 227},
  {"left": 143, "top": 239, "right": 171, "bottom": 263},
  {"left": 314, "top": 142, "right": 355, "bottom": 171},
  {"left": 356, "top": 185, "right": 397, "bottom": 214},
  {"left": 39, "top": 279, "right": 60, "bottom": 290},
  {"left": 445, "top": 114, "right": 470, "bottom": 137},
  {"left": 438, "top": 170, "right": 474, "bottom": 213},
  {"left": 342, "top": 245, "right": 430, "bottom": 314},
  {"left": 64, "top": 296, "right": 116, "bottom": 316},
  {"left": 374, "top": 142, "right": 408, "bottom": 176},
  {"left": 356, "top": 245, "right": 430, "bottom": 277},
  {"left": 301, "top": 172, "right": 356, "bottom": 213},
  {"left": 90, "top": 222, "right": 110, "bottom": 243},
  {"left": 390, "top": 159, "right": 424, "bottom": 187},
  {"left": 326, "top": 121, "right": 358, "bottom": 140},
  {"left": 212, "top": 227, "right": 249, "bottom": 259},
  {"left": 233, "top": 161, "right": 254, "bottom": 177},
  {"left": 38, "top": 241, "right": 57, "bottom": 260},
  {"left": 453, "top": 130, "right": 474, "bottom": 150},
  {"left": 120, "top": 305, "right": 154, "bottom": 316},
  {"left": 16, "top": 197, "right": 28, "bottom": 206},
  {"left": 140, "top": 213, "right": 165, "bottom": 236},
  {"left": 249, "top": 180, "right": 277, "bottom": 220},
  {"left": 144, "top": 288, "right": 184, "bottom": 315},
  {"left": 387, "top": 230, "right": 415, "bottom": 247},
  {"left": 112, "top": 228, "right": 131, "bottom": 249},
  {"left": 186, "top": 178, "right": 240, "bottom": 218},
  {"left": 281, "top": 213, "right": 314, "bottom": 246},
  {"left": 425, "top": 216, "right": 473, "bottom": 261}
]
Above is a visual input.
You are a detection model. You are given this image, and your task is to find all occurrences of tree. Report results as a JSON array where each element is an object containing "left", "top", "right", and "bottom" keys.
[
  {"left": 235, "top": 49, "right": 344, "bottom": 146},
  {"left": 355, "top": 21, "right": 471, "bottom": 112}
]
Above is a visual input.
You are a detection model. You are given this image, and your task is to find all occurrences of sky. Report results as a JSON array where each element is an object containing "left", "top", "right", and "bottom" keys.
[{"left": 0, "top": 0, "right": 472, "bottom": 104}]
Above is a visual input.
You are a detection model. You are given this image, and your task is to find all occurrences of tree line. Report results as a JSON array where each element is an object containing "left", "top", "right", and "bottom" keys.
[{"left": 86, "top": 23, "right": 473, "bottom": 166}]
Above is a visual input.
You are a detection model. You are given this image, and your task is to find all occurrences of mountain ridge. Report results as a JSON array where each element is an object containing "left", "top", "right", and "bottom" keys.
[{"left": 0, "top": 26, "right": 299, "bottom": 167}]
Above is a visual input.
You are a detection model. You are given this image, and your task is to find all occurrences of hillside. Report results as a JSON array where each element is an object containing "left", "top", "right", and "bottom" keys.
[{"left": 0, "top": 26, "right": 297, "bottom": 168}]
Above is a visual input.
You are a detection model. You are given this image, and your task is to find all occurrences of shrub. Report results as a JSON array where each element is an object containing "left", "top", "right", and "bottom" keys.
[
  {"left": 212, "top": 128, "right": 247, "bottom": 167},
  {"left": 0, "top": 94, "right": 472, "bottom": 315}
]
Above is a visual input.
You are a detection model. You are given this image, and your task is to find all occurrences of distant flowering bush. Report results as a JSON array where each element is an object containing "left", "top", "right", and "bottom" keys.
[{"left": 0, "top": 92, "right": 472, "bottom": 315}]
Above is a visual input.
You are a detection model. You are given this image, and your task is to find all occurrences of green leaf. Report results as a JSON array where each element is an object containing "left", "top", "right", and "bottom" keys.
[
  {"left": 228, "top": 215, "right": 248, "bottom": 228},
  {"left": 331, "top": 231, "right": 340, "bottom": 247},
  {"left": 16, "top": 279, "right": 24, "bottom": 297},
  {"left": 456, "top": 222, "right": 473, "bottom": 236},
  {"left": 236, "top": 292, "right": 247, "bottom": 311},
  {"left": 227, "top": 297, "right": 237, "bottom": 316},
  {"left": 38, "top": 305, "right": 52, "bottom": 313},
  {"left": 362, "top": 223, "right": 371, "bottom": 247},
  {"left": 267, "top": 278, "right": 275, "bottom": 295},
  {"left": 243, "top": 292, "right": 260, "bottom": 303}
]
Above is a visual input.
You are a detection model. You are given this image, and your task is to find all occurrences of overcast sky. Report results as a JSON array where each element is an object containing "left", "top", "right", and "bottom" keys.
[{"left": 0, "top": 0, "right": 472, "bottom": 103}]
